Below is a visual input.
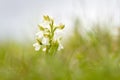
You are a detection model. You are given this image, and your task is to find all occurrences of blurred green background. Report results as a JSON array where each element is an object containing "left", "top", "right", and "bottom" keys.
[
  {"left": 1, "top": 0, "right": 120, "bottom": 80},
  {"left": 1, "top": 20, "right": 120, "bottom": 80}
]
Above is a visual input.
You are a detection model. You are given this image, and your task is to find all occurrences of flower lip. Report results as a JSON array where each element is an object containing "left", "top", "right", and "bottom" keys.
[
  {"left": 42, "top": 47, "right": 47, "bottom": 52},
  {"left": 58, "top": 43, "right": 64, "bottom": 51},
  {"left": 42, "top": 37, "right": 50, "bottom": 45},
  {"left": 36, "top": 31, "right": 43, "bottom": 39},
  {"left": 33, "top": 43, "right": 41, "bottom": 51}
]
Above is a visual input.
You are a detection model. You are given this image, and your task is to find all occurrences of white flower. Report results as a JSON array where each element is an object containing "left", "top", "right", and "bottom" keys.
[
  {"left": 54, "top": 30, "right": 63, "bottom": 40},
  {"left": 58, "top": 43, "right": 64, "bottom": 51},
  {"left": 33, "top": 43, "right": 41, "bottom": 51},
  {"left": 42, "top": 47, "right": 47, "bottom": 52},
  {"left": 36, "top": 31, "right": 43, "bottom": 39},
  {"left": 57, "top": 37, "right": 64, "bottom": 51},
  {"left": 42, "top": 37, "right": 50, "bottom": 45}
]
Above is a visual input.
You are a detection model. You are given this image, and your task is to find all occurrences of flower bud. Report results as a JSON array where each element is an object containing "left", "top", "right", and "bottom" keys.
[
  {"left": 38, "top": 25, "right": 44, "bottom": 31},
  {"left": 44, "top": 32, "right": 50, "bottom": 38},
  {"left": 57, "top": 23, "right": 65, "bottom": 30},
  {"left": 43, "top": 15, "right": 51, "bottom": 22}
]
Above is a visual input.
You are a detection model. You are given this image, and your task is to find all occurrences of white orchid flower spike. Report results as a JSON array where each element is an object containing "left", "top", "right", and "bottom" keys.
[{"left": 33, "top": 15, "right": 65, "bottom": 55}]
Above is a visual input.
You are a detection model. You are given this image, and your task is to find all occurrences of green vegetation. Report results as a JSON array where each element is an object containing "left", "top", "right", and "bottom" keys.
[{"left": 0, "top": 19, "right": 120, "bottom": 80}]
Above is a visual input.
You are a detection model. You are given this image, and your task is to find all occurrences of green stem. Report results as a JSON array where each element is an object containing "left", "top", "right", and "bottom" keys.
[{"left": 47, "top": 20, "right": 55, "bottom": 55}]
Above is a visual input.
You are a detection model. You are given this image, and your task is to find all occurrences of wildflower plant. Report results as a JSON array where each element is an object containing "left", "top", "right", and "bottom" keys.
[{"left": 33, "top": 15, "right": 65, "bottom": 55}]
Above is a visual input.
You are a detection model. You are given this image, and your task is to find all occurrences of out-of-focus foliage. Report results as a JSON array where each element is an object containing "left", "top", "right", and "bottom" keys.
[{"left": 1, "top": 19, "right": 120, "bottom": 80}]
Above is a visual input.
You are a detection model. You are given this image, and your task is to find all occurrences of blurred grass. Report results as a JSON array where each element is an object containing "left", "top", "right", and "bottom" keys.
[{"left": 1, "top": 19, "right": 120, "bottom": 80}]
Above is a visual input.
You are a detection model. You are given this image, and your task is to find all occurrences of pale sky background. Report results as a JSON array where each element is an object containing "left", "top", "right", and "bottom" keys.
[{"left": 0, "top": 0, "right": 120, "bottom": 41}]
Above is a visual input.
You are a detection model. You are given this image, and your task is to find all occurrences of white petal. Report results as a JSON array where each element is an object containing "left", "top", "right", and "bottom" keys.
[
  {"left": 33, "top": 43, "right": 41, "bottom": 51},
  {"left": 42, "top": 37, "right": 49, "bottom": 45},
  {"left": 33, "top": 43, "right": 39, "bottom": 47},
  {"left": 36, "top": 32, "right": 43, "bottom": 39},
  {"left": 42, "top": 47, "right": 46, "bottom": 52},
  {"left": 54, "top": 30, "right": 63, "bottom": 40},
  {"left": 58, "top": 44, "right": 64, "bottom": 51},
  {"left": 35, "top": 46, "right": 40, "bottom": 51}
]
